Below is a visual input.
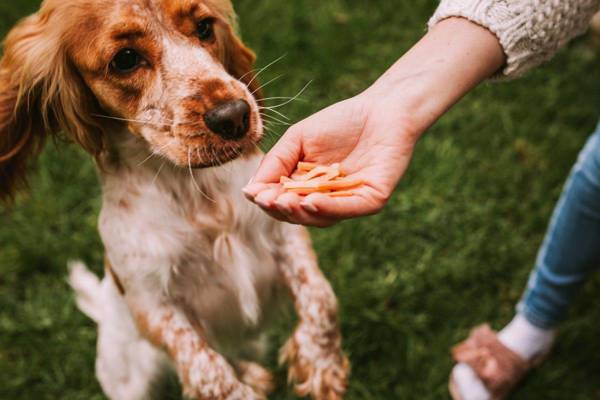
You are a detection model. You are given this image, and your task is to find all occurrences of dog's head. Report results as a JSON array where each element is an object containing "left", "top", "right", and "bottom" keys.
[{"left": 0, "top": 0, "right": 263, "bottom": 202}]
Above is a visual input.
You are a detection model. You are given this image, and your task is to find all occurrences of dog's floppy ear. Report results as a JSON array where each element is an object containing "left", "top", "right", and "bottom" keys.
[
  {"left": 218, "top": 24, "right": 263, "bottom": 103},
  {"left": 0, "top": 10, "right": 104, "bottom": 203}
]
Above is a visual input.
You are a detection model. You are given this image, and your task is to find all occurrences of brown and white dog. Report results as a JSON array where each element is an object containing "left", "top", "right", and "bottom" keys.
[{"left": 0, "top": 0, "right": 349, "bottom": 399}]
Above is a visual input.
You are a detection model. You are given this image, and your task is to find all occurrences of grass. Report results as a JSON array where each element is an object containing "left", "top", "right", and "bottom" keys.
[{"left": 1, "top": 1, "right": 600, "bottom": 399}]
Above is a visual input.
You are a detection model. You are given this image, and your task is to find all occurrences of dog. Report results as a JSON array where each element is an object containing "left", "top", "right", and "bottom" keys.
[{"left": 0, "top": 0, "right": 349, "bottom": 399}]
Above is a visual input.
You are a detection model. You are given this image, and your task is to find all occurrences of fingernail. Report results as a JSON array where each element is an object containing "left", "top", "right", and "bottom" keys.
[
  {"left": 300, "top": 201, "right": 318, "bottom": 213},
  {"left": 242, "top": 187, "right": 255, "bottom": 201},
  {"left": 255, "top": 198, "right": 271, "bottom": 209},
  {"left": 243, "top": 183, "right": 260, "bottom": 196},
  {"left": 275, "top": 200, "right": 293, "bottom": 215},
  {"left": 254, "top": 192, "right": 273, "bottom": 209}
]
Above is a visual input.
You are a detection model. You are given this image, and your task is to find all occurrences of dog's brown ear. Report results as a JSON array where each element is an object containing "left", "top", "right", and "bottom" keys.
[
  {"left": 218, "top": 24, "right": 263, "bottom": 103},
  {"left": 0, "top": 11, "right": 103, "bottom": 204},
  {"left": 0, "top": 14, "right": 51, "bottom": 203}
]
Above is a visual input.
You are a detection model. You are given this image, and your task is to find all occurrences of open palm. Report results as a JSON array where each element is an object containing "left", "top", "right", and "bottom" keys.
[{"left": 244, "top": 92, "right": 420, "bottom": 227}]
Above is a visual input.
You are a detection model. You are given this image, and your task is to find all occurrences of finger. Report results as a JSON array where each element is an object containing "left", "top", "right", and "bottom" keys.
[
  {"left": 298, "top": 187, "right": 385, "bottom": 220},
  {"left": 251, "top": 127, "right": 302, "bottom": 184},
  {"left": 253, "top": 186, "right": 285, "bottom": 209},
  {"left": 250, "top": 190, "right": 337, "bottom": 227},
  {"left": 243, "top": 182, "right": 280, "bottom": 201},
  {"left": 274, "top": 192, "right": 338, "bottom": 228},
  {"left": 273, "top": 191, "right": 302, "bottom": 216},
  {"left": 252, "top": 186, "right": 289, "bottom": 221}
]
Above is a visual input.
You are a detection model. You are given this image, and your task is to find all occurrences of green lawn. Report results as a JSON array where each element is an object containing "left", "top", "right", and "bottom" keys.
[{"left": 1, "top": 1, "right": 600, "bottom": 399}]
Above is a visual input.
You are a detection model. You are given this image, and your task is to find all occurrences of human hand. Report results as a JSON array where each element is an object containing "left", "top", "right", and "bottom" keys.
[
  {"left": 243, "top": 92, "right": 420, "bottom": 227},
  {"left": 243, "top": 18, "right": 505, "bottom": 227}
]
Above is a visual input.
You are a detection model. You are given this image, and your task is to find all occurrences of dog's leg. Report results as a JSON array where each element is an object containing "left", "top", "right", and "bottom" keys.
[
  {"left": 234, "top": 361, "right": 275, "bottom": 396},
  {"left": 231, "top": 336, "right": 274, "bottom": 396},
  {"left": 127, "top": 294, "right": 264, "bottom": 400},
  {"left": 277, "top": 225, "right": 350, "bottom": 400},
  {"left": 70, "top": 262, "right": 168, "bottom": 400}
]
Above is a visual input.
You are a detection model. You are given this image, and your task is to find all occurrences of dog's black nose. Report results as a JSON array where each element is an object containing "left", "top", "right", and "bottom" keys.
[{"left": 204, "top": 100, "right": 250, "bottom": 141}]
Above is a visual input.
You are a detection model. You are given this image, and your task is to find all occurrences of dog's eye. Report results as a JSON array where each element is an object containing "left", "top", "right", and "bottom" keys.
[
  {"left": 197, "top": 19, "right": 215, "bottom": 41},
  {"left": 111, "top": 49, "right": 142, "bottom": 73}
]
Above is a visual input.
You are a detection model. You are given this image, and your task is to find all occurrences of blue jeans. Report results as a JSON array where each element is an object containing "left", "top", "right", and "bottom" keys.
[{"left": 518, "top": 122, "right": 600, "bottom": 329}]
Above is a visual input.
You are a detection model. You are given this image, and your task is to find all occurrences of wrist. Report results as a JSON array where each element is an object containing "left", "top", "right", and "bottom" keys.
[{"left": 362, "top": 17, "right": 505, "bottom": 136}]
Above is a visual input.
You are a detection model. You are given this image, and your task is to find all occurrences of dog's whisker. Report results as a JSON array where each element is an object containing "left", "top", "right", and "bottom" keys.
[
  {"left": 238, "top": 68, "right": 260, "bottom": 83},
  {"left": 244, "top": 53, "right": 287, "bottom": 89},
  {"left": 232, "top": 145, "right": 243, "bottom": 158},
  {"left": 258, "top": 80, "right": 312, "bottom": 110},
  {"left": 137, "top": 142, "right": 170, "bottom": 167},
  {"left": 262, "top": 133, "right": 279, "bottom": 142},
  {"left": 263, "top": 120, "right": 283, "bottom": 131},
  {"left": 91, "top": 113, "right": 173, "bottom": 126},
  {"left": 202, "top": 146, "right": 210, "bottom": 165},
  {"left": 263, "top": 124, "right": 280, "bottom": 135},
  {"left": 152, "top": 161, "right": 166, "bottom": 185},
  {"left": 210, "top": 148, "right": 217, "bottom": 160},
  {"left": 261, "top": 96, "right": 306, "bottom": 102},
  {"left": 262, "top": 121, "right": 288, "bottom": 132},
  {"left": 265, "top": 124, "right": 282, "bottom": 132},
  {"left": 262, "top": 125, "right": 282, "bottom": 140},
  {"left": 261, "top": 114, "right": 291, "bottom": 126},
  {"left": 187, "top": 148, "right": 199, "bottom": 188},
  {"left": 211, "top": 145, "right": 235, "bottom": 175},
  {"left": 223, "top": 146, "right": 236, "bottom": 174},
  {"left": 211, "top": 147, "right": 220, "bottom": 167},
  {"left": 251, "top": 74, "right": 284, "bottom": 96},
  {"left": 188, "top": 147, "right": 216, "bottom": 203},
  {"left": 138, "top": 152, "right": 157, "bottom": 167},
  {"left": 260, "top": 107, "right": 291, "bottom": 121}
]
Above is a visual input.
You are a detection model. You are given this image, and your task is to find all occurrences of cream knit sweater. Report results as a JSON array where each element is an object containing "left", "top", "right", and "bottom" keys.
[{"left": 428, "top": 0, "right": 600, "bottom": 78}]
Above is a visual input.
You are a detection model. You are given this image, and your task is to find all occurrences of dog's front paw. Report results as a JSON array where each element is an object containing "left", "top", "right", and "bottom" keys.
[
  {"left": 280, "top": 326, "right": 350, "bottom": 400},
  {"left": 236, "top": 361, "right": 275, "bottom": 397},
  {"left": 179, "top": 352, "right": 266, "bottom": 400},
  {"left": 183, "top": 380, "right": 265, "bottom": 400}
]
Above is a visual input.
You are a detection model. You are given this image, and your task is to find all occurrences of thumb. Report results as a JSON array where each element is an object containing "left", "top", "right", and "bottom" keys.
[{"left": 251, "top": 126, "right": 303, "bottom": 184}]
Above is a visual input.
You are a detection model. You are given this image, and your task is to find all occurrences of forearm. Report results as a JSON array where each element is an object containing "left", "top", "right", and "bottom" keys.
[
  {"left": 363, "top": 17, "right": 505, "bottom": 137},
  {"left": 429, "top": 0, "right": 600, "bottom": 78},
  {"left": 245, "top": 19, "right": 507, "bottom": 224}
]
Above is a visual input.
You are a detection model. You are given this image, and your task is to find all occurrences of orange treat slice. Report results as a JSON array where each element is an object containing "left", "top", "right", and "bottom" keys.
[{"left": 280, "top": 163, "right": 363, "bottom": 197}]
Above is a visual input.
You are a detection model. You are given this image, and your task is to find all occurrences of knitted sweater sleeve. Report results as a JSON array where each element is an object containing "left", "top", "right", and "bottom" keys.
[{"left": 428, "top": 0, "right": 600, "bottom": 78}]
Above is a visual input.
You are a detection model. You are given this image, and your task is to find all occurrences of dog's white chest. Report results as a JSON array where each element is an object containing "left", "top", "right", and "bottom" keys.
[
  {"left": 99, "top": 155, "right": 284, "bottom": 352},
  {"left": 169, "top": 225, "right": 282, "bottom": 346}
]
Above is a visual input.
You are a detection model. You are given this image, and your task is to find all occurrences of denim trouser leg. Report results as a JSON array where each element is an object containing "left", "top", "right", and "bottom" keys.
[{"left": 518, "top": 123, "right": 600, "bottom": 329}]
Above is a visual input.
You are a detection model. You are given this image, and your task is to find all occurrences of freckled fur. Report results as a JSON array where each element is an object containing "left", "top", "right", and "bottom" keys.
[{"left": 1, "top": 0, "right": 349, "bottom": 399}]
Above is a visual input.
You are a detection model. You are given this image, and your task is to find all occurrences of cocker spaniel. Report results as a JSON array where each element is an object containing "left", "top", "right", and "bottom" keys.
[{"left": 0, "top": 0, "right": 349, "bottom": 398}]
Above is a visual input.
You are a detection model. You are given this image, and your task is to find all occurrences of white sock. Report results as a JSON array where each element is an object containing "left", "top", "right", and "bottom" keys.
[
  {"left": 451, "top": 314, "right": 555, "bottom": 400},
  {"left": 497, "top": 314, "right": 556, "bottom": 360}
]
